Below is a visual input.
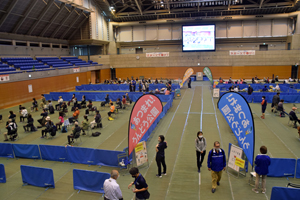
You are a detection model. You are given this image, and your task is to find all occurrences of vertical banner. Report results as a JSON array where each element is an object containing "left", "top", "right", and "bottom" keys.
[
  {"left": 203, "top": 67, "right": 213, "bottom": 84},
  {"left": 217, "top": 92, "right": 255, "bottom": 166},
  {"left": 128, "top": 94, "right": 163, "bottom": 156},
  {"left": 180, "top": 68, "right": 194, "bottom": 88}
]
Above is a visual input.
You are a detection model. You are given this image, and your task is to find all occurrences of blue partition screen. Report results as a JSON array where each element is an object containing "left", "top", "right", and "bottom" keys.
[
  {"left": 0, "top": 143, "right": 14, "bottom": 158},
  {"left": 271, "top": 187, "right": 300, "bottom": 200},
  {"left": 73, "top": 169, "right": 110, "bottom": 193},
  {"left": 296, "top": 159, "right": 300, "bottom": 179},
  {"left": 13, "top": 144, "right": 40, "bottom": 159},
  {"left": 0, "top": 164, "right": 6, "bottom": 183},
  {"left": 94, "top": 149, "right": 123, "bottom": 167},
  {"left": 40, "top": 145, "right": 68, "bottom": 162},
  {"left": 67, "top": 147, "right": 96, "bottom": 165},
  {"left": 20, "top": 165, "right": 55, "bottom": 188},
  {"left": 268, "top": 158, "right": 296, "bottom": 177}
]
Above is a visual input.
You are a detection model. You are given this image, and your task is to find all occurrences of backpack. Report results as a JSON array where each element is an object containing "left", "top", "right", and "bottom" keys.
[
  {"left": 85, "top": 109, "right": 89, "bottom": 115},
  {"left": 49, "top": 105, "right": 55, "bottom": 114},
  {"left": 101, "top": 102, "right": 106, "bottom": 107},
  {"left": 92, "top": 132, "right": 101, "bottom": 137}
]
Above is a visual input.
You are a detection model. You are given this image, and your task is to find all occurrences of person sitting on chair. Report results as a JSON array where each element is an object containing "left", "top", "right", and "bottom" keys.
[
  {"left": 37, "top": 109, "right": 48, "bottom": 127},
  {"left": 20, "top": 107, "right": 28, "bottom": 122},
  {"left": 41, "top": 116, "right": 53, "bottom": 138},
  {"left": 108, "top": 103, "right": 115, "bottom": 121},
  {"left": 90, "top": 110, "right": 101, "bottom": 129},
  {"left": 275, "top": 84, "right": 280, "bottom": 91},
  {"left": 31, "top": 98, "right": 38, "bottom": 112},
  {"left": 126, "top": 93, "right": 132, "bottom": 104},
  {"left": 61, "top": 102, "right": 67, "bottom": 112},
  {"left": 277, "top": 100, "right": 289, "bottom": 117},
  {"left": 289, "top": 107, "right": 300, "bottom": 128},
  {"left": 40, "top": 94, "right": 47, "bottom": 109},
  {"left": 55, "top": 96, "right": 64, "bottom": 111},
  {"left": 67, "top": 122, "right": 81, "bottom": 146},
  {"left": 73, "top": 97, "right": 79, "bottom": 108},
  {"left": 81, "top": 115, "right": 89, "bottom": 135},
  {"left": 105, "top": 94, "right": 110, "bottom": 105},
  {"left": 56, "top": 112, "right": 64, "bottom": 130},
  {"left": 87, "top": 100, "right": 93, "bottom": 110},
  {"left": 69, "top": 107, "right": 80, "bottom": 124},
  {"left": 3, "top": 119, "right": 18, "bottom": 141},
  {"left": 116, "top": 98, "right": 122, "bottom": 111},
  {"left": 8, "top": 111, "right": 16, "bottom": 122},
  {"left": 262, "top": 86, "right": 268, "bottom": 92},
  {"left": 81, "top": 95, "right": 86, "bottom": 108},
  {"left": 23, "top": 114, "right": 34, "bottom": 132}
]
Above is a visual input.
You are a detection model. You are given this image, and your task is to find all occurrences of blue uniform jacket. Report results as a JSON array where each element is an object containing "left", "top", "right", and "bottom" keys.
[
  {"left": 207, "top": 149, "right": 226, "bottom": 172},
  {"left": 255, "top": 154, "right": 271, "bottom": 175}
]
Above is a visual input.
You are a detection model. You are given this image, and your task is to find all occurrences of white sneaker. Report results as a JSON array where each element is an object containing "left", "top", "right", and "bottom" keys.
[
  {"left": 252, "top": 189, "right": 259, "bottom": 194},
  {"left": 262, "top": 190, "right": 266, "bottom": 194},
  {"left": 162, "top": 173, "right": 167, "bottom": 176}
]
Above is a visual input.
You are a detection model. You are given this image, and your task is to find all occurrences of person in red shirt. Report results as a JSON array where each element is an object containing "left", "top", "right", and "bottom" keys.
[{"left": 261, "top": 96, "right": 267, "bottom": 119}]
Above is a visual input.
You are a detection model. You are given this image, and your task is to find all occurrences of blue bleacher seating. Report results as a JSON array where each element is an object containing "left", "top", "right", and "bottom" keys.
[
  {"left": 1, "top": 57, "right": 32, "bottom": 62},
  {"left": 20, "top": 65, "right": 50, "bottom": 70},
  {"left": 36, "top": 57, "right": 59, "bottom": 61},
  {"left": 0, "top": 64, "right": 9, "bottom": 68},
  {"left": 0, "top": 68, "right": 16, "bottom": 72},
  {"left": 52, "top": 64, "right": 73, "bottom": 68},
  {"left": 14, "top": 63, "right": 44, "bottom": 68}
]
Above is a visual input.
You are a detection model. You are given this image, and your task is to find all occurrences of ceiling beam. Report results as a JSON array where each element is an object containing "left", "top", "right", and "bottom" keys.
[
  {"left": 134, "top": 0, "right": 143, "bottom": 15},
  {"left": 116, "top": 5, "right": 128, "bottom": 14},
  {"left": 50, "top": 7, "right": 75, "bottom": 38},
  {"left": 67, "top": 16, "right": 89, "bottom": 40},
  {"left": 13, "top": 0, "right": 39, "bottom": 33},
  {"left": 40, "top": 2, "right": 65, "bottom": 37},
  {"left": 0, "top": 0, "right": 19, "bottom": 28},
  {"left": 27, "top": 0, "right": 54, "bottom": 35},
  {"left": 60, "top": 11, "right": 83, "bottom": 39},
  {"left": 165, "top": 0, "right": 171, "bottom": 12},
  {"left": 260, "top": 0, "right": 265, "bottom": 8}
]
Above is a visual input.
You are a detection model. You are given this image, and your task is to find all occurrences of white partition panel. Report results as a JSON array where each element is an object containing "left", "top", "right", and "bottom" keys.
[
  {"left": 158, "top": 24, "right": 172, "bottom": 40},
  {"left": 258, "top": 20, "right": 272, "bottom": 37},
  {"left": 243, "top": 21, "right": 257, "bottom": 37},
  {"left": 119, "top": 26, "right": 132, "bottom": 42},
  {"left": 133, "top": 26, "right": 145, "bottom": 41},
  {"left": 216, "top": 22, "right": 227, "bottom": 38},
  {"left": 228, "top": 21, "right": 242, "bottom": 38},
  {"left": 146, "top": 25, "right": 158, "bottom": 40},
  {"left": 273, "top": 19, "right": 288, "bottom": 36},
  {"left": 172, "top": 24, "right": 182, "bottom": 40}
]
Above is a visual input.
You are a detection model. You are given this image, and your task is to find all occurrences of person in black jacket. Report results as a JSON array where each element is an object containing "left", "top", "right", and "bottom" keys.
[
  {"left": 156, "top": 135, "right": 167, "bottom": 178},
  {"left": 289, "top": 107, "right": 300, "bottom": 127},
  {"left": 188, "top": 77, "right": 192, "bottom": 88},
  {"left": 248, "top": 85, "right": 253, "bottom": 95},
  {"left": 23, "top": 114, "right": 34, "bottom": 132},
  {"left": 271, "top": 93, "right": 280, "bottom": 113},
  {"left": 67, "top": 122, "right": 81, "bottom": 145},
  {"left": 41, "top": 116, "right": 53, "bottom": 138}
]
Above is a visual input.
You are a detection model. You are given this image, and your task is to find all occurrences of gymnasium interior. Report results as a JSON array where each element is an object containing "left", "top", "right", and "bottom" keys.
[{"left": 1, "top": 0, "right": 300, "bottom": 199}]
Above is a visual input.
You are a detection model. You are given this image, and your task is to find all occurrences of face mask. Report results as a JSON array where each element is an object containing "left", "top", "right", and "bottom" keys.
[{"left": 199, "top": 136, "right": 203, "bottom": 138}]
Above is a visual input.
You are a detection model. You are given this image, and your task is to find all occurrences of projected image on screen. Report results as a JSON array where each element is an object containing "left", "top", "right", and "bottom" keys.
[{"left": 182, "top": 25, "right": 215, "bottom": 51}]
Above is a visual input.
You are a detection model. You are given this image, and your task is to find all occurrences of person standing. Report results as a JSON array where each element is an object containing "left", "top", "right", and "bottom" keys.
[
  {"left": 188, "top": 77, "right": 192, "bottom": 88},
  {"left": 103, "top": 170, "right": 123, "bottom": 200},
  {"left": 207, "top": 141, "right": 226, "bottom": 193},
  {"left": 128, "top": 167, "right": 150, "bottom": 200},
  {"left": 248, "top": 84, "right": 253, "bottom": 95},
  {"left": 156, "top": 135, "right": 167, "bottom": 178},
  {"left": 261, "top": 96, "right": 267, "bottom": 119},
  {"left": 252, "top": 146, "right": 271, "bottom": 194},
  {"left": 271, "top": 93, "right": 280, "bottom": 113},
  {"left": 195, "top": 131, "right": 207, "bottom": 173}
]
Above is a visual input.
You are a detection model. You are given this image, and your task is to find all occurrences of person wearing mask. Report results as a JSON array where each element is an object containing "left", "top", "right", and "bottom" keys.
[
  {"left": 103, "top": 170, "right": 123, "bottom": 200},
  {"left": 116, "top": 98, "right": 123, "bottom": 111},
  {"left": 55, "top": 96, "right": 64, "bottom": 111},
  {"left": 90, "top": 110, "right": 101, "bottom": 129},
  {"left": 61, "top": 102, "right": 67, "bottom": 112},
  {"left": 289, "top": 107, "right": 300, "bottom": 128},
  {"left": 261, "top": 96, "right": 267, "bottom": 119},
  {"left": 271, "top": 93, "right": 280, "bottom": 113},
  {"left": 156, "top": 135, "right": 167, "bottom": 178},
  {"left": 3, "top": 119, "right": 18, "bottom": 141},
  {"left": 37, "top": 109, "right": 48, "bottom": 127},
  {"left": 81, "top": 95, "right": 86, "bottom": 108},
  {"left": 81, "top": 115, "right": 89, "bottom": 135},
  {"left": 19, "top": 107, "right": 28, "bottom": 122},
  {"left": 248, "top": 85, "right": 253, "bottom": 95},
  {"left": 108, "top": 103, "right": 115, "bottom": 121},
  {"left": 128, "top": 167, "right": 149, "bottom": 200},
  {"left": 31, "top": 98, "right": 38, "bottom": 112},
  {"left": 56, "top": 112, "right": 64, "bottom": 130},
  {"left": 195, "top": 131, "right": 207, "bottom": 173},
  {"left": 68, "top": 94, "right": 75, "bottom": 106},
  {"left": 67, "top": 122, "right": 81, "bottom": 146},
  {"left": 252, "top": 146, "right": 271, "bottom": 194},
  {"left": 207, "top": 141, "right": 226, "bottom": 193},
  {"left": 41, "top": 116, "right": 53, "bottom": 138},
  {"left": 40, "top": 94, "right": 47, "bottom": 109},
  {"left": 188, "top": 77, "right": 192, "bottom": 88},
  {"left": 23, "top": 114, "right": 34, "bottom": 132},
  {"left": 69, "top": 107, "right": 80, "bottom": 124}
]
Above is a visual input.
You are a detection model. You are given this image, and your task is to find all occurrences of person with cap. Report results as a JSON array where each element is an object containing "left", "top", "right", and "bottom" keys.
[
  {"left": 3, "top": 119, "right": 18, "bottom": 141},
  {"left": 41, "top": 116, "right": 53, "bottom": 138},
  {"left": 103, "top": 170, "right": 123, "bottom": 200},
  {"left": 289, "top": 107, "right": 300, "bottom": 128},
  {"left": 207, "top": 141, "right": 226, "bottom": 193},
  {"left": 67, "top": 121, "right": 81, "bottom": 145}
]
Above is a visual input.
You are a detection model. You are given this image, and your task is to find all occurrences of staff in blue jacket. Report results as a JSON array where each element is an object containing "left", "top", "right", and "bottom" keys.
[
  {"left": 207, "top": 141, "right": 226, "bottom": 193},
  {"left": 252, "top": 146, "right": 271, "bottom": 194}
]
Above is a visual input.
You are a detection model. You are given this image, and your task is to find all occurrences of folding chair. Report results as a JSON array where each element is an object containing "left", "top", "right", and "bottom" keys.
[
  {"left": 288, "top": 115, "right": 297, "bottom": 127},
  {"left": 72, "top": 131, "right": 82, "bottom": 146}
]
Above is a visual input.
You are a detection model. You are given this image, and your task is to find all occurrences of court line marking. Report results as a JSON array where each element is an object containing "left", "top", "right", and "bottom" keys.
[
  {"left": 211, "top": 88, "right": 235, "bottom": 200},
  {"left": 131, "top": 90, "right": 187, "bottom": 200},
  {"left": 165, "top": 88, "right": 195, "bottom": 199}
]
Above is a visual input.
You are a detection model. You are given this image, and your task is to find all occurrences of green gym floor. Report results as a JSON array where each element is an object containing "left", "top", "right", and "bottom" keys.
[{"left": 1, "top": 81, "right": 300, "bottom": 200}]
